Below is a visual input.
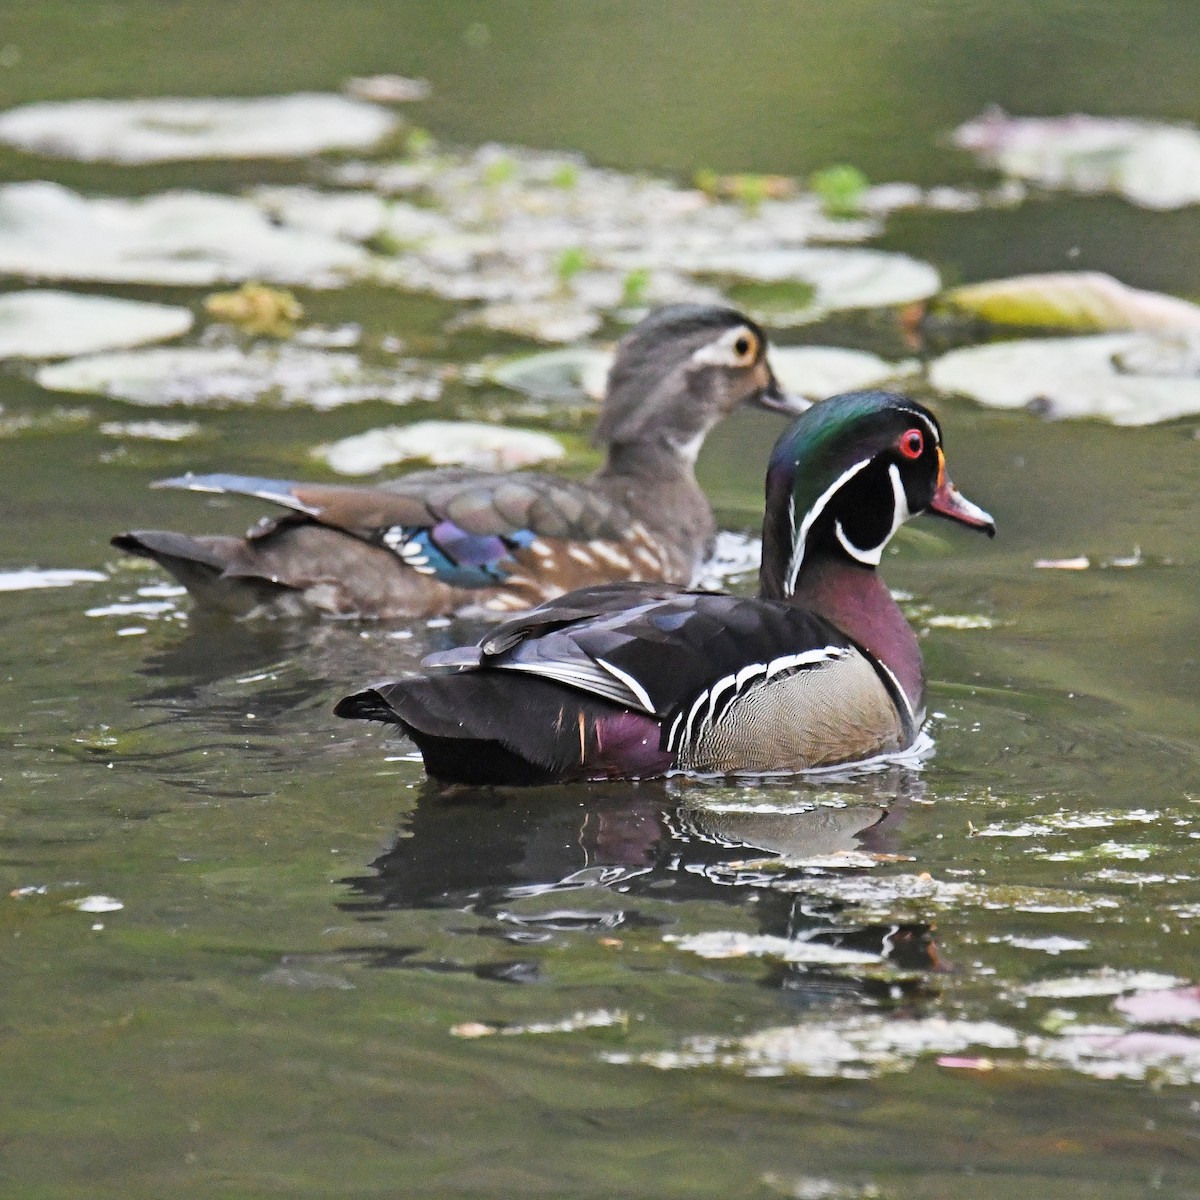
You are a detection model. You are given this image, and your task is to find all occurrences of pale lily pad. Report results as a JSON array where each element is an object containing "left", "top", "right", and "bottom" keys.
[
  {"left": 940, "top": 272, "right": 1200, "bottom": 333},
  {"left": 1033, "top": 1030, "right": 1200, "bottom": 1083},
  {"left": 771, "top": 345, "right": 916, "bottom": 399},
  {"left": 611, "top": 1016, "right": 1020, "bottom": 1078},
  {"left": 0, "top": 182, "right": 368, "bottom": 287},
  {"left": 1020, "top": 970, "right": 1182, "bottom": 1000},
  {"left": 929, "top": 333, "right": 1200, "bottom": 424},
  {"left": 0, "top": 568, "right": 107, "bottom": 592},
  {"left": 688, "top": 248, "right": 940, "bottom": 321},
  {"left": 0, "top": 290, "right": 193, "bottom": 359},
  {"left": 98, "top": 420, "right": 201, "bottom": 441},
  {"left": 668, "top": 932, "right": 882, "bottom": 966},
  {"left": 344, "top": 76, "right": 431, "bottom": 104},
  {"left": 36, "top": 345, "right": 441, "bottom": 409},
  {"left": 487, "top": 345, "right": 614, "bottom": 401},
  {"left": 1115, "top": 986, "right": 1200, "bottom": 1025},
  {"left": 955, "top": 108, "right": 1200, "bottom": 210},
  {"left": 465, "top": 299, "right": 602, "bottom": 343},
  {"left": 316, "top": 420, "right": 564, "bottom": 475},
  {"left": 0, "top": 94, "right": 396, "bottom": 163}
]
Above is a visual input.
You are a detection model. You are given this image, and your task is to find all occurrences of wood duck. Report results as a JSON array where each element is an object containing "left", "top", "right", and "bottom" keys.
[
  {"left": 111, "top": 305, "right": 805, "bottom": 619},
  {"left": 335, "top": 390, "right": 996, "bottom": 783}
]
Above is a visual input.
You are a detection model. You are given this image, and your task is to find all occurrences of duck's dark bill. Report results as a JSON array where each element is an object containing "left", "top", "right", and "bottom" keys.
[
  {"left": 929, "top": 479, "right": 996, "bottom": 535},
  {"left": 755, "top": 371, "right": 811, "bottom": 415}
]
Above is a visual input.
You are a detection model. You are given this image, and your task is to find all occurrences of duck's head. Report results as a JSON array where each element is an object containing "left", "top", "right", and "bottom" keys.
[
  {"left": 762, "top": 390, "right": 995, "bottom": 599},
  {"left": 593, "top": 304, "right": 807, "bottom": 459}
]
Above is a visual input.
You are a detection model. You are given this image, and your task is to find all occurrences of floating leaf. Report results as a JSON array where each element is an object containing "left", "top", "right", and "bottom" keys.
[
  {"left": 0, "top": 182, "right": 367, "bottom": 287},
  {"left": 929, "top": 332, "right": 1200, "bottom": 424},
  {"left": 955, "top": 108, "right": 1200, "bottom": 210},
  {"left": 668, "top": 932, "right": 882, "bottom": 966},
  {"left": 939, "top": 272, "right": 1200, "bottom": 334},
  {"left": 770, "top": 346, "right": 915, "bottom": 401},
  {"left": 36, "top": 345, "right": 441, "bottom": 409},
  {"left": 0, "top": 568, "right": 107, "bottom": 592},
  {"left": 0, "top": 93, "right": 396, "bottom": 163},
  {"left": 487, "top": 345, "right": 613, "bottom": 401},
  {"left": 611, "top": 1016, "right": 1020, "bottom": 1078},
  {"left": 315, "top": 421, "right": 564, "bottom": 475},
  {"left": 1115, "top": 986, "right": 1200, "bottom": 1026},
  {"left": 0, "top": 290, "right": 192, "bottom": 359},
  {"left": 689, "top": 247, "right": 939, "bottom": 323},
  {"left": 344, "top": 75, "right": 431, "bottom": 104},
  {"left": 204, "top": 283, "right": 303, "bottom": 337}
]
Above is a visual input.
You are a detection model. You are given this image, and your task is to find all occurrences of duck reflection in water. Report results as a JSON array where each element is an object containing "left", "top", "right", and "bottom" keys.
[{"left": 339, "top": 767, "right": 943, "bottom": 1007}]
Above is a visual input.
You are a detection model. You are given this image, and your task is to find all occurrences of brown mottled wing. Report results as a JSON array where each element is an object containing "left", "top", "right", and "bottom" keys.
[{"left": 156, "top": 471, "right": 631, "bottom": 543}]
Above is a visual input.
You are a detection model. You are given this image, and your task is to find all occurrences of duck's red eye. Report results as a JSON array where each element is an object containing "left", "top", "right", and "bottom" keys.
[{"left": 898, "top": 429, "right": 924, "bottom": 460}]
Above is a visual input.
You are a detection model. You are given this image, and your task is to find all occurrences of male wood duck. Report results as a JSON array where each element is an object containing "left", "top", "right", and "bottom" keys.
[
  {"left": 111, "top": 305, "right": 805, "bottom": 619},
  {"left": 335, "top": 390, "right": 996, "bottom": 783}
]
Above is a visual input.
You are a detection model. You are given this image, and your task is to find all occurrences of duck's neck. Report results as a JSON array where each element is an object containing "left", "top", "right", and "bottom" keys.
[
  {"left": 592, "top": 439, "right": 715, "bottom": 567},
  {"left": 766, "top": 551, "right": 925, "bottom": 719}
]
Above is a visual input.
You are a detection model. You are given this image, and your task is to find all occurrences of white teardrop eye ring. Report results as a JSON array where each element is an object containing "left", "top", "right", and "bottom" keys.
[{"left": 897, "top": 429, "right": 924, "bottom": 460}]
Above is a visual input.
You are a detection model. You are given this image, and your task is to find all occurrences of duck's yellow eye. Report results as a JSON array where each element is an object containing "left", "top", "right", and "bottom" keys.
[{"left": 732, "top": 330, "right": 758, "bottom": 363}]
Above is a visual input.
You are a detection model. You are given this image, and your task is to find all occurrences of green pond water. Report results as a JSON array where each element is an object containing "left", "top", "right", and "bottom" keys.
[{"left": 2, "top": 3, "right": 1200, "bottom": 1196}]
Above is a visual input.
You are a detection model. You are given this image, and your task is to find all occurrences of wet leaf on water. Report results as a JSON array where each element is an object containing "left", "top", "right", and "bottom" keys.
[
  {"left": 667, "top": 931, "right": 882, "bottom": 966},
  {"left": 487, "top": 345, "right": 613, "bottom": 401},
  {"left": 0, "top": 290, "right": 193, "bottom": 359},
  {"left": 36, "top": 345, "right": 442, "bottom": 409},
  {"left": 929, "top": 333, "right": 1200, "bottom": 424},
  {"left": 0, "top": 182, "right": 368, "bottom": 287},
  {"left": 344, "top": 75, "right": 431, "bottom": 104},
  {"left": 0, "top": 568, "right": 108, "bottom": 592},
  {"left": 610, "top": 1016, "right": 1020, "bottom": 1078},
  {"left": 939, "top": 272, "right": 1200, "bottom": 334},
  {"left": 0, "top": 93, "right": 397, "bottom": 162},
  {"left": 1114, "top": 985, "right": 1200, "bottom": 1025},
  {"left": 955, "top": 108, "right": 1200, "bottom": 210},
  {"left": 810, "top": 164, "right": 871, "bottom": 218},
  {"left": 770, "top": 345, "right": 916, "bottom": 401},
  {"left": 1019, "top": 969, "right": 1181, "bottom": 1000},
  {"left": 315, "top": 421, "right": 564, "bottom": 475},
  {"left": 98, "top": 420, "right": 201, "bottom": 442},
  {"left": 204, "top": 283, "right": 303, "bottom": 338}
]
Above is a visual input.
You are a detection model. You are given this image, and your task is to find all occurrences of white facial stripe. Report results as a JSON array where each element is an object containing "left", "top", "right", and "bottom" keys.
[
  {"left": 785, "top": 457, "right": 873, "bottom": 596},
  {"left": 689, "top": 325, "right": 754, "bottom": 368}
]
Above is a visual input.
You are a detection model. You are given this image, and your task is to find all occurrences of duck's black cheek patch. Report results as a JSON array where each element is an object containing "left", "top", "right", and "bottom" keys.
[{"left": 828, "top": 462, "right": 895, "bottom": 552}]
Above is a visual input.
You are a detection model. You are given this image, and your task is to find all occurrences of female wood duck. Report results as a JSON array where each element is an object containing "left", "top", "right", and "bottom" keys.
[
  {"left": 111, "top": 305, "right": 805, "bottom": 619},
  {"left": 335, "top": 390, "right": 996, "bottom": 783}
]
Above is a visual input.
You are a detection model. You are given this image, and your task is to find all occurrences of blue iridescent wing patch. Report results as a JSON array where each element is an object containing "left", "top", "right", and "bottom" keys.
[{"left": 380, "top": 521, "right": 536, "bottom": 587}]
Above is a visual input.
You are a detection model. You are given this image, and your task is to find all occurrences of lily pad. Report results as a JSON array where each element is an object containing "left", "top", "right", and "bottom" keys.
[
  {"left": 668, "top": 932, "right": 882, "bottom": 966},
  {"left": 0, "top": 182, "right": 368, "bottom": 287},
  {"left": 771, "top": 346, "right": 916, "bottom": 400},
  {"left": 612, "top": 1016, "right": 1020, "bottom": 1078},
  {"left": 954, "top": 108, "right": 1200, "bottom": 210},
  {"left": 0, "top": 290, "right": 193, "bottom": 359},
  {"left": 315, "top": 420, "right": 565, "bottom": 475},
  {"left": 36, "top": 345, "right": 441, "bottom": 409},
  {"left": 0, "top": 568, "right": 107, "bottom": 592},
  {"left": 929, "top": 333, "right": 1200, "bottom": 424},
  {"left": 487, "top": 345, "right": 613, "bottom": 401},
  {"left": 690, "top": 247, "right": 940, "bottom": 322},
  {"left": 939, "top": 272, "right": 1200, "bottom": 334},
  {"left": 0, "top": 94, "right": 396, "bottom": 163}
]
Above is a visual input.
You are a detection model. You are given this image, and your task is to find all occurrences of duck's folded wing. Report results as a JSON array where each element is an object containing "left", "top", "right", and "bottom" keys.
[
  {"left": 154, "top": 471, "right": 632, "bottom": 587},
  {"left": 462, "top": 593, "right": 859, "bottom": 717}
]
